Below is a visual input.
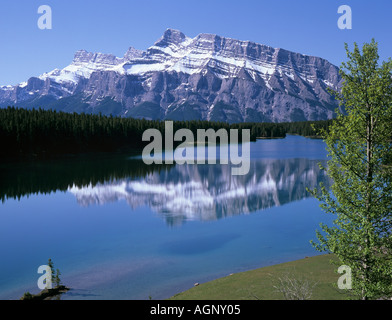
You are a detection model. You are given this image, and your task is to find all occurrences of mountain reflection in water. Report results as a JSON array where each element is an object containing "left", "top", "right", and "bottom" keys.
[{"left": 69, "top": 158, "right": 331, "bottom": 226}]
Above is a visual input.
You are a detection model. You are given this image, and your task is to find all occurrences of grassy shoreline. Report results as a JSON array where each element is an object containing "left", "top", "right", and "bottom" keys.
[{"left": 170, "top": 254, "right": 352, "bottom": 300}]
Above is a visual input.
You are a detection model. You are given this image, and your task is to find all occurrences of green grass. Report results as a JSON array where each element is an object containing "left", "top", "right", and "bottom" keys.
[{"left": 170, "top": 254, "right": 353, "bottom": 300}]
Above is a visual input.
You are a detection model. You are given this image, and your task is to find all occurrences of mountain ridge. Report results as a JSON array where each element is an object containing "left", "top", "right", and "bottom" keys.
[{"left": 0, "top": 28, "right": 343, "bottom": 123}]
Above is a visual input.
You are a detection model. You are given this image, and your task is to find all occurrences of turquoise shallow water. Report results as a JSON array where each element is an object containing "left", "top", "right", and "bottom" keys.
[{"left": 0, "top": 135, "right": 333, "bottom": 300}]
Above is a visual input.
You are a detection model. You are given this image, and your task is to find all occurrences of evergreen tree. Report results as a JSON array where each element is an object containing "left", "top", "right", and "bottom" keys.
[
  {"left": 0, "top": 106, "right": 333, "bottom": 159},
  {"left": 54, "top": 269, "right": 62, "bottom": 288},
  {"left": 47, "top": 258, "right": 55, "bottom": 287}
]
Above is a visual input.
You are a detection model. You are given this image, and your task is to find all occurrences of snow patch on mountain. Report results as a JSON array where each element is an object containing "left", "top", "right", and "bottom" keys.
[
  {"left": 35, "top": 28, "right": 336, "bottom": 87},
  {"left": 0, "top": 28, "right": 342, "bottom": 123}
]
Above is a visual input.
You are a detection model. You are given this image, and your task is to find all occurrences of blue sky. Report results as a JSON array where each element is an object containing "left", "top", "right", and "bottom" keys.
[{"left": 1, "top": 0, "right": 391, "bottom": 85}]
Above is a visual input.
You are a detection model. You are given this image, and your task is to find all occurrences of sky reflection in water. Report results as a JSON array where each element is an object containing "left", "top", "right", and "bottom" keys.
[{"left": 0, "top": 135, "right": 333, "bottom": 300}]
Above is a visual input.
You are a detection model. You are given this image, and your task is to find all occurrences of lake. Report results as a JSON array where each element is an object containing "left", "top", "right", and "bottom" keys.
[{"left": 0, "top": 135, "right": 333, "bottom": 300}]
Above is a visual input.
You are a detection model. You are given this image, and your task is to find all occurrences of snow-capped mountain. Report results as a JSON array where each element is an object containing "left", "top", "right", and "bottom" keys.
[
  {"left": 0, "top": 29, "right": 342, "bottom": 122},
  {"left": 69, "top": 158, "right": 331, "bottom": 226}
]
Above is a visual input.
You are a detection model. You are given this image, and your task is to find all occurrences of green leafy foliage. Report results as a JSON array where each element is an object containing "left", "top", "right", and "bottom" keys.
[{"left": 310, "top": 39, "right": 392, "bottom": 300}]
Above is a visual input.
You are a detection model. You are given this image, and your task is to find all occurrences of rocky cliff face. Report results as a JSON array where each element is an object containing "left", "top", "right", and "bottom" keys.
[{"left": 0, "top": 29, "right": 342, "bottom": 123}]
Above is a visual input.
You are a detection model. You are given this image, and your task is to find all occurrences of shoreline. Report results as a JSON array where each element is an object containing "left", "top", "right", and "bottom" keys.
[
  {"left": 169, "top": 253, "right": 346, "bottom": 300},
  {"left": 11, "top": 253, "right": 331, "bottom": 300},
  {"left": 20, "top": 286, "right": 70, "bottom": 300}
]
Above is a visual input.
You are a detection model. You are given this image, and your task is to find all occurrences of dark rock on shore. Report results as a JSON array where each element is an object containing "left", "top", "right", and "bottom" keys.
[{"left": 20, "top": 286, "right": 70, "bottom": 300}]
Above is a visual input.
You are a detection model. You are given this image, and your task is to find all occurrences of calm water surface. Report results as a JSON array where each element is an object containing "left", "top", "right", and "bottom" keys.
[{"left": 0, "top": 135, "right": 333, "bottom": 300}]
